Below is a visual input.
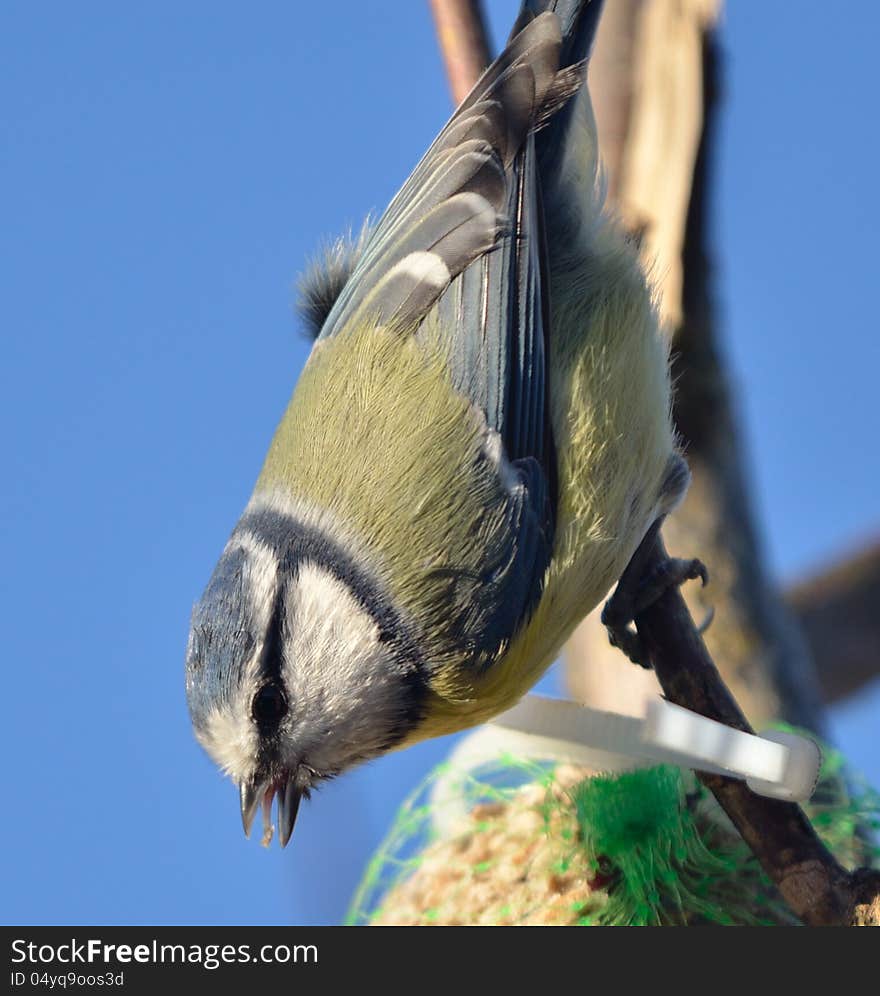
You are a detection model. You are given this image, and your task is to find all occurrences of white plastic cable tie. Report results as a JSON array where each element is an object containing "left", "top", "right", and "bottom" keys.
[
  {"left": 490, "top": 695, "right": 821, "bottom": 803},
  {"left": 644, "top": 700, "right": 822, "bottom": 802}
]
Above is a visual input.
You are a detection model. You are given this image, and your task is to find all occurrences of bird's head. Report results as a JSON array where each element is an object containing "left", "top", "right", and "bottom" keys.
[{"left": 184, "top": 514, "right": 427, "bottom": 846}]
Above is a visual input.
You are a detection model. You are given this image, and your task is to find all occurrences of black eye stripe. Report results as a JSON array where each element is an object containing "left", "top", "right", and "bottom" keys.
[
  {"left": 251, "top": 576, "right": 290, "bottom": 732},
  {"left": 257, "top": 575, "right": 287, "bottom": 678}
]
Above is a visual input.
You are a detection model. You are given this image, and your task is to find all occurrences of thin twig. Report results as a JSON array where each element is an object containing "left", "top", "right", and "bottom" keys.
[
  {"left": 429, "top": 0, "right": 492, "bottom": 105},
  {"left": 634, "top": 532, "right": 880, "bottom": 926}
]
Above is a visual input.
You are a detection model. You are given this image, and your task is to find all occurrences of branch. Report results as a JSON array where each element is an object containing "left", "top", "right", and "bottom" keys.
[
  {"left": 634, "top": 533, "right": 880, "bottom": 926},
  {"left": 428, "top": 0, "right": 492, "bottom": 106},
  {"left": 788, "top": 540, "right": 880, "bottom": 704}
]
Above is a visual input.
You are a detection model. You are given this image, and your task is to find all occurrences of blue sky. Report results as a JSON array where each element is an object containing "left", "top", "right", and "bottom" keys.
[{"left": 2, "top": 2, "right": 877, "bottom": 925}]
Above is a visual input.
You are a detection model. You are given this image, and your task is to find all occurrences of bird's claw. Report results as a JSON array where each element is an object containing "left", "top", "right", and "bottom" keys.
[{"left": 602, "top": 545, "right": 709, "bottom": 669}]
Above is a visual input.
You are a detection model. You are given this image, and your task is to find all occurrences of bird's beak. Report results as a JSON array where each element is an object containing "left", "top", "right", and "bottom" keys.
[
  {"left": 276, "top": 776, "right": 302, "bottom": 849},
  {"left": 240, "top": 778, "right": 267, "bottom": 838},
  {"left": 239, "top": 773, "right": 302, "bottom": 848}
]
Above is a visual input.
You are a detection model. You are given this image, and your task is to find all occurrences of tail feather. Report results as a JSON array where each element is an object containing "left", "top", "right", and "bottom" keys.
[
  {"left": 513, "top": 1, "right": 607, "bottom": 251},
  {"left": 511, "top": 0, "right": 605, "bottom": 66}
]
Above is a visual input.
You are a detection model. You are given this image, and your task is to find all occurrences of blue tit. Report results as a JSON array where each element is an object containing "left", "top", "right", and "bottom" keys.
[{"left": 185, "top": 0, "right": 688, "bottom": 847}]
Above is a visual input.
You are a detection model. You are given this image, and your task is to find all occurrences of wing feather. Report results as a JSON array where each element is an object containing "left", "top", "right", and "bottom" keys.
[{"left": 308, "top": 13, "right": 583, "bottom": 657}]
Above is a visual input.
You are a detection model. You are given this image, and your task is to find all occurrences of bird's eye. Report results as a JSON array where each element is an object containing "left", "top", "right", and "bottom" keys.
[{"left": 252, "top": 684, "right": 288, "bottom": 725}]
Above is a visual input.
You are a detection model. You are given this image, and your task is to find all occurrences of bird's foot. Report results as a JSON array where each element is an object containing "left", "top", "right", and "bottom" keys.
[{"left": 601, "top": 522, "right": 708, "bottom": 668}]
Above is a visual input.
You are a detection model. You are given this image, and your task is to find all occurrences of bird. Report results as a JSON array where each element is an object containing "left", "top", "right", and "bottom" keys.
[{"left": 184, "top": 0, "right": 689, "bottom": 848}]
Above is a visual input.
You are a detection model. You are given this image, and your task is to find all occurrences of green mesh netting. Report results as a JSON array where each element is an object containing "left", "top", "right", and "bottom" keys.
[{"left": 347, "top": 737, "right": 879, "bottom": 926}]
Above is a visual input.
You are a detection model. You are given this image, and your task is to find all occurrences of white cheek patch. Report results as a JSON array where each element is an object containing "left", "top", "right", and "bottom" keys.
[
  {"left": 281, "top": 564, "right": 405, "bottom": 770},
  {"left": 196, "top": 532, "right": 280, "bottom": 782},
  {"left": 289, "top": 563, "right": 381, "bottom": 674},
  {"left": 234, "top": 531, "right": 279, "bottom": 615},
  {"left": 196, "top": 698, "right": 259, "bottom": 782},
  {"left": 231, "top": 531, "right": 279, "bottom": 689}
]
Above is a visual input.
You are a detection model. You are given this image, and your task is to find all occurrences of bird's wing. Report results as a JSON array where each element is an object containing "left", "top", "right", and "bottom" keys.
[{"left": 317, "top": 13, "right": 578, "bottom": 484}]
